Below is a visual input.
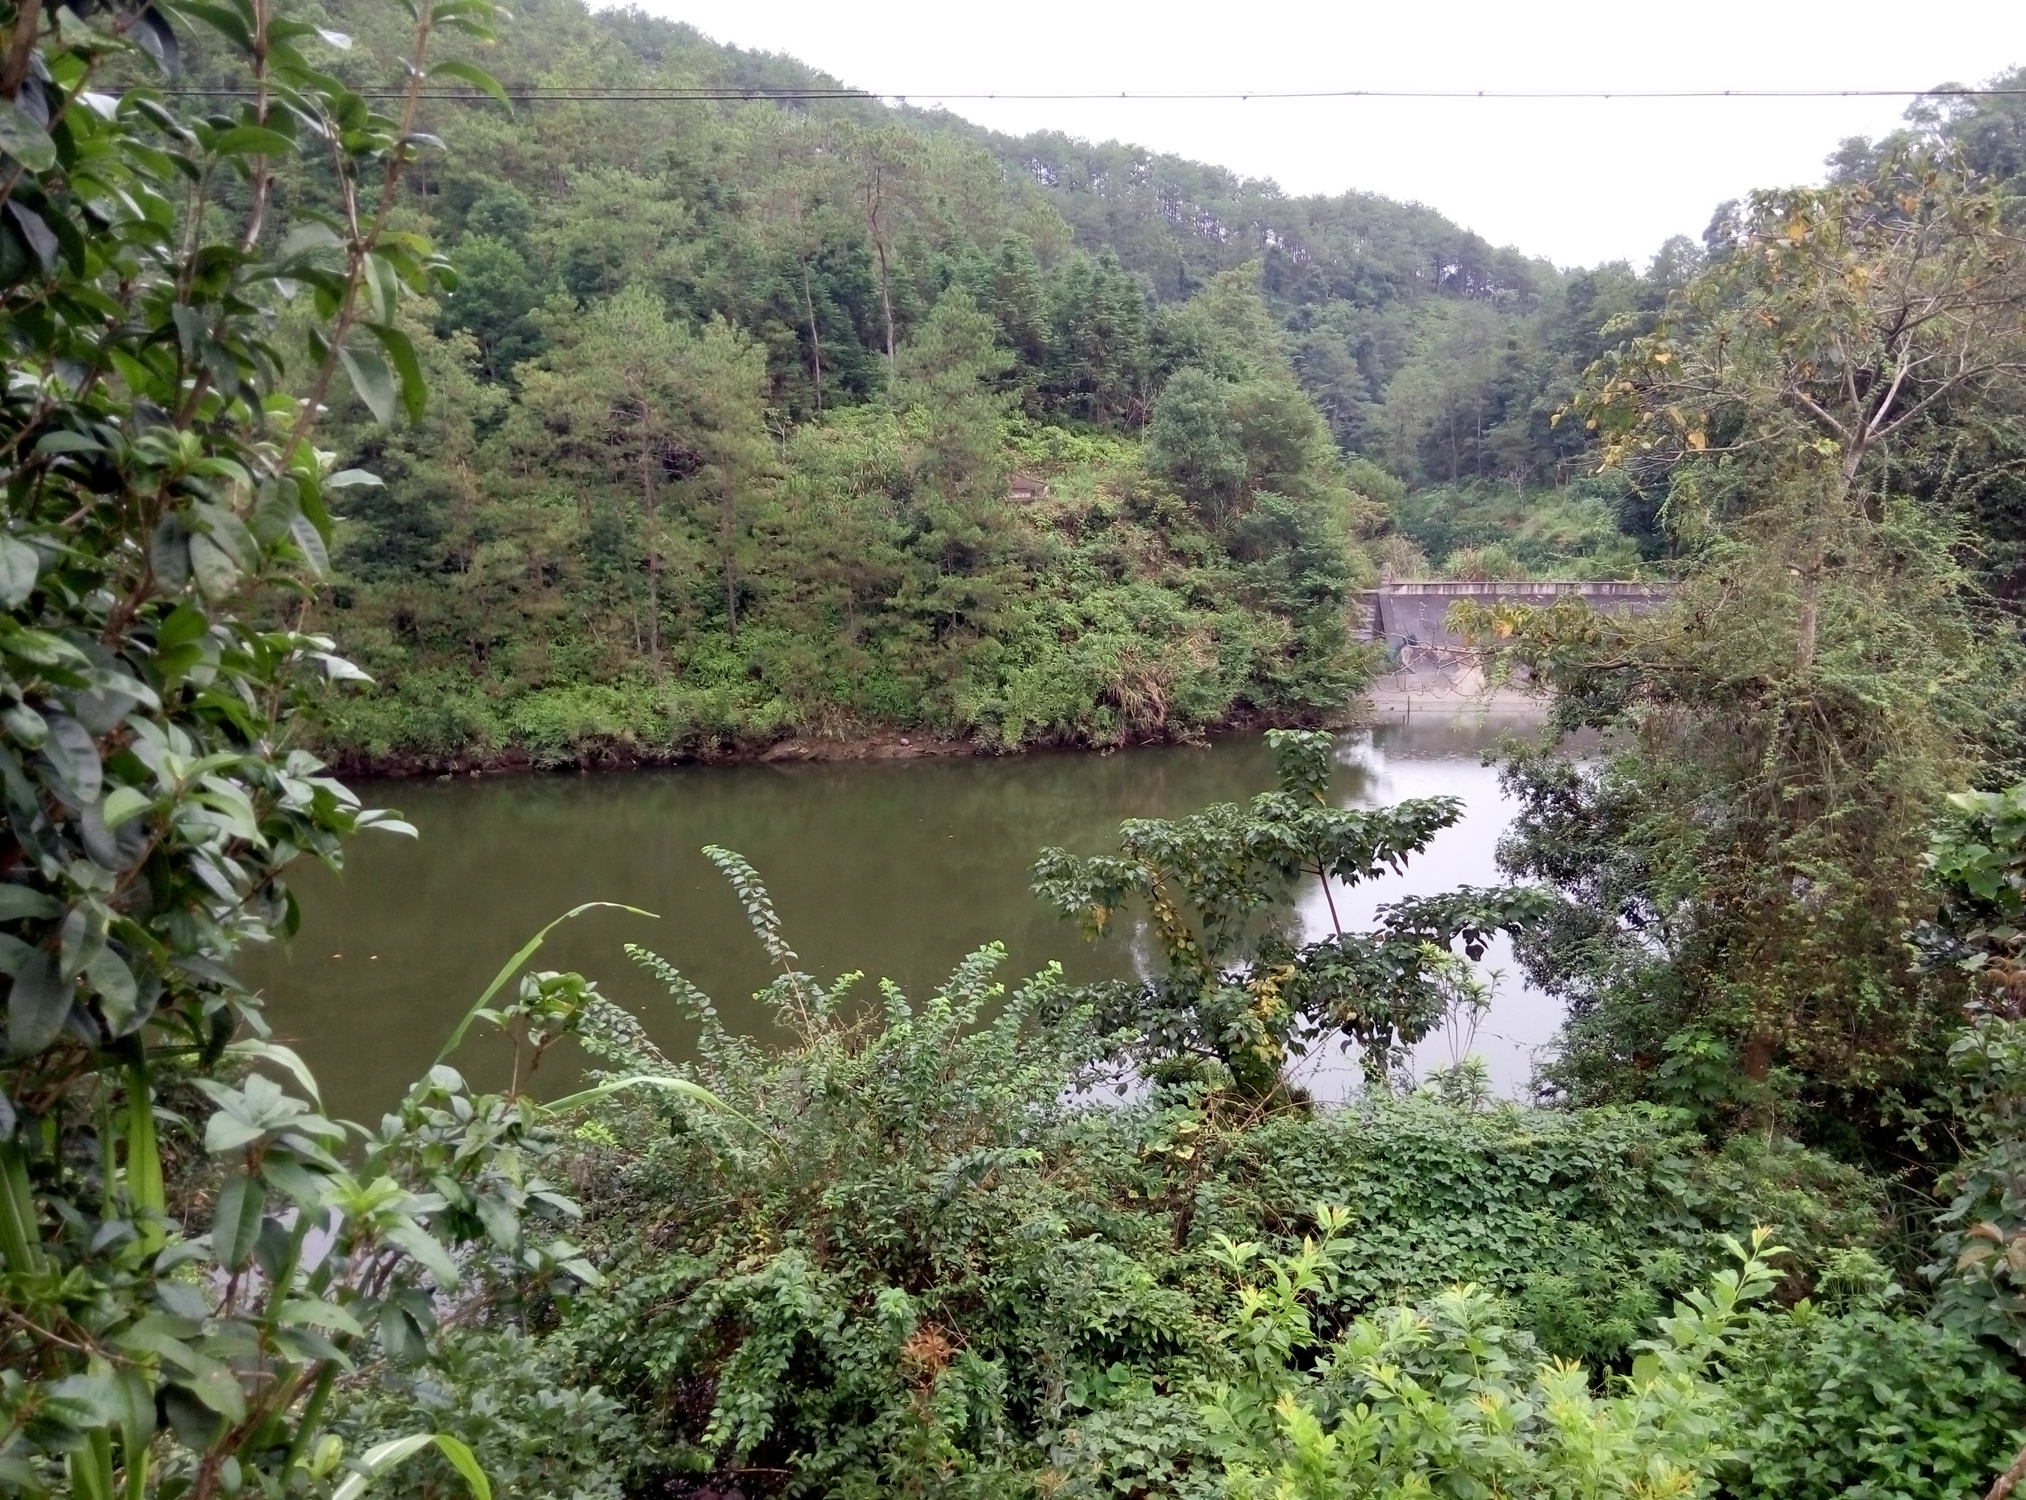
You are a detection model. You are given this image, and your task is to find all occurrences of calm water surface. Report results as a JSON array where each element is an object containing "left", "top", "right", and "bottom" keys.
[{"left": 246, "top": 707, "right": 1560, "bottom": 1118}]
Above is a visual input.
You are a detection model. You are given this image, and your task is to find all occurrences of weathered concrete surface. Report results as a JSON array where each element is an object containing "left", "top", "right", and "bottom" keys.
[{"left": 1357, "top": 580, "right": 1672, "bottom": 650}]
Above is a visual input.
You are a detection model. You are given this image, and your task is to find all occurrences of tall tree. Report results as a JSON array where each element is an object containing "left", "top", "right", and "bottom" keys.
[
  {"left": 511, "top": 287, "right": 695, "bottom": 667},
  {"left": 850, "top": 127, "right": 921, "bottom": 397},
  {"left": 1480, "top": 150, "right": 2026, "bottom": 1134},
  {"left": 673, "top": 319, "right": 775, "bottom": 642},
  {"left": 1590, "top": 153, "right": 2026, "bottom": 678}
]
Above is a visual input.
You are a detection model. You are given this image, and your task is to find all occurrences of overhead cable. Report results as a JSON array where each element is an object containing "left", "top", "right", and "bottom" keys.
[{"left": 167, "top": 84, "right": 2026, "bottom": 104}]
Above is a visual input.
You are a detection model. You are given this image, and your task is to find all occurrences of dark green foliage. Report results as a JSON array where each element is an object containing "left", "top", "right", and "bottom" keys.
[
  {"left": 1033, "top": 730, "right": 1548, "bottom": 1098},
  {"left": 1392, "top": 476, "right": 1652, "bottom": 579},
  {"left": 1148, "top": 370, "right": 1252, "bottom": 525},
  {"left": 1470, "top": 156, "right": 2026, "bottom": 1144},
  {"left": 1925, "top": 1012, "right": 2026, "bottom": 1355},
  {"left": 440, "top": 234, "right": 557, "bottom": 380},
  {"left": 332, "top": 1327, "right": 641, "bottom": 1500},
  {"left": 0, "top": 3, "right": 644, "bottom": 1493},
  {"left": 1725, "top": 1302, "right": 2026, "bottom": 1500},
  {"left": 207, "top": 0, "right": 1698, "bottom": 769},
  {"left": 1189, "top": 1106, "right": 1881, "bottom": 1367},
  {"left": 545, "top": 851, "right": 1882, "bottom": 1498}
]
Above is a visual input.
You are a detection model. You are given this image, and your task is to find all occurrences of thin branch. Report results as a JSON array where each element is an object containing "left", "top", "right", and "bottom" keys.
[{"left": 0, "top": 0, "right": 43, "bottom": 100}]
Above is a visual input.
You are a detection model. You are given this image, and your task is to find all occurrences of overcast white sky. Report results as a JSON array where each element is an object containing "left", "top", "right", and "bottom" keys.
[{"left": 608, "top": 0, "right": 2021, "bottom": 269}]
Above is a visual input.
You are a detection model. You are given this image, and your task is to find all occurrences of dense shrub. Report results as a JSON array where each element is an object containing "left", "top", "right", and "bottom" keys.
[
  {"left": 1209, "top": 1233, "right": 1787, "bottom": 1500},
  {"left": 1723, "top": 1302, "right": 2026, "bottom": 1500},
  {"left": 331, "top": 1328, "right": 640, "bottom": 1500},
  {"left": 548, "top": 852, "right": 1883, "bottom": 1497}
]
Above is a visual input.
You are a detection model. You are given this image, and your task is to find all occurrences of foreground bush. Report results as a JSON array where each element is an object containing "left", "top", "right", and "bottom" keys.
[
  {"left": 1209, "top": 1232, "right": 1786, "bottom": 1500},
  {"left": 1724, "top": 1298, "right": 2026, "bottom": 1500},
  {"left": 543, "top": 852, "right": 1887, "bottom": 1498}
]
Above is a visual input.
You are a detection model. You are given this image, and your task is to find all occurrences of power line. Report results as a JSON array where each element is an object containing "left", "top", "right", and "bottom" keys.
[{"left": 170, "top": 84, "right": 2026, "bottom": 104}]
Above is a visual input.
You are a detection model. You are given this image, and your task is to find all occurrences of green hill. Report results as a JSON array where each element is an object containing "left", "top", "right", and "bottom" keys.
[{"left": 247, "top": 0, "right": 1705, "bottom": 767}]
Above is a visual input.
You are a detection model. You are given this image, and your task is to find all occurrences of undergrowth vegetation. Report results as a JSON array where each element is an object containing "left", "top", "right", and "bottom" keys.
[{"left": 327, "top": 836, "right": 2001, "bottom": 1500}]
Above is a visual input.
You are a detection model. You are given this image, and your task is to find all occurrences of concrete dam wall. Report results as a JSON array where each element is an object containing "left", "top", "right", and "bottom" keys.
[{"left": 1358, "top": 580, "right": 1673, "bottom": 652}]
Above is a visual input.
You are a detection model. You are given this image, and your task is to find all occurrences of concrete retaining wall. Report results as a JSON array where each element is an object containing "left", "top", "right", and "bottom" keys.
[{"left": 1358, "top": 580, "right": 1672, "bottom": 649}]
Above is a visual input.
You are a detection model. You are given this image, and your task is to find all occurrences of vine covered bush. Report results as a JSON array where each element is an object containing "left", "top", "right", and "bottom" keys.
[{"left": 539, "top": 848, "right": 1890, "bottom": 1499}]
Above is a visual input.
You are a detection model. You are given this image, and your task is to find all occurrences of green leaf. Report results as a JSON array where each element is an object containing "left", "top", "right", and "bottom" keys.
[
  {"left": 6, "top": 202, "right": 58, "bottom": 275},
  {"left": 59, "top": 905, "right": 106, "bottom": 981},
  {"left": 150, "top": 515, "right": 193, "bottom": 590},
  {"left": 0, "top": 886, "right": 58, "bottom": 922},
  {"left": 157, "top": 602, "right": 209, "bottom": 649},
  {"left": 0, "top": 99, "right": 57, "bottom": 172},
  {"left": 383, "top": 1219, "right": 460, "bottom": 1289},
  {"left": 86, "top": 947, "right": 140, "bottom": 1034},
  {"left": 280, "top": 220, "right": 342, "bottom": 258},
  {"left": 436, "top": 903, "right": 657, "bottom": 1063},
  {"left": 333, "top": 1434, "right": 491, "bottom": 1500},
  {"left": 427, "top": 59, "right": 510, "bottom": 110},
  {"left": 211, "top": 125, "right": 294, "bottom": 158},
  {"left": 542, "top": 1074, "right": 730, "bottom": 1116},
  {"left": 368, "top": 323, "right": 427, "bottom": 425},
  {"left": 42, "top": 714, "right": 102, "bottom": 804},
  {"left": 101, "top": 785, "right": 154, "bottom": 830},
  {"left": 8, "top": 948, "right": 73, "bottom": 1057},
  {"left": 0, "top": 537, "right": 37, "bottom": 610},
  {"left": 188, "top": 533, "right": 238, "bottom": 598},
  {"left": 275, "top": 1297, "right": 364, "bottom": 1336},
  {"left": 167, "top": 0, "right": 252, "bottom": 50},
  {"left": 431, "top": 1436, "right": 491, "bottom": 1500},
  {"left": 338, "top": 343, "right": 397, "bottom": 426},
  {"left": 211, "top": 1170, "right": 265, "bottom": 1270},
  {"left": 324, "top": 468, "right": 384, "bottom": 489},
  {"left": 176, "top": 1356, "right": 246, "bottom": 1422},
  {"left": 289, "top": 512, "right": 330, "bottom": 577},
  {"left": 132, "top": 5, "right": 181, "bottom": 76},
  {"left": 33, "top": 431, "right": 103, "bottom": 457},
  {"left": 225, "top": 1038, "right": 323, "bottom": 1107}
]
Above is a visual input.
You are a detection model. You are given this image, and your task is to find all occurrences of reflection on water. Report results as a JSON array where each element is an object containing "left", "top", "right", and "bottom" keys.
[
  {"left": 1299, "top": 716, "right": 1560, "bottom": 1099},
  {"left": 248, "top": 707, "right": 1559, "bottom": 1118}
]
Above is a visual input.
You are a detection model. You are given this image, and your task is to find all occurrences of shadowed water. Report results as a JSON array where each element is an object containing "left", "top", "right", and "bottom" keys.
[{"left": 246, "top": 707, "right": 1560, "bottom": 1119}]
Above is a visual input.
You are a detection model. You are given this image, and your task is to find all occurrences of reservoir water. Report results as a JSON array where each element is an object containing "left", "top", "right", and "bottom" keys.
[{"left": 247, "top": 706, "right": 1564, "bottom": 1119}]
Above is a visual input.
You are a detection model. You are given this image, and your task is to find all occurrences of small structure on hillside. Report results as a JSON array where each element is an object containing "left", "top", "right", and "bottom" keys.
[
  {"left": 1007, "top": 471, "right": 1051, "bottom": 502},
  {"left": 1357, "top": 579, "right": 1671, "bottom": 651}
]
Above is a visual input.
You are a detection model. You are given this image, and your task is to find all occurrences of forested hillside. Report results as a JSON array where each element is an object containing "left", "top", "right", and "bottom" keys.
[
  {"left": 179, "top": 0, "right": 2026, "bottom": 774},
  {"left": 209, "top": 0, "right": 1717, "bottom": 767}
]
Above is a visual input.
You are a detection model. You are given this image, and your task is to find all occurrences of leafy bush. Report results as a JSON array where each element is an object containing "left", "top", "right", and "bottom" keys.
[
  {"left": 1191, "top": 1105, "right": 1882, "bottom": 1367},
  {"left": 564, "top": 849, "right": 1117, "bottom": 1496},
  {"left": 1723, "top": 1301, "right": 2026, "bottom": 1500},
  {"left": 552, "top": 850, "right": 1883, "bottom": 1498},
  {"left": 1206, "top": 1229, "right": 1788, "bottom": 1500},
  {"left": 331, "top": 1327, "right": 640, "bottom": 1500}
]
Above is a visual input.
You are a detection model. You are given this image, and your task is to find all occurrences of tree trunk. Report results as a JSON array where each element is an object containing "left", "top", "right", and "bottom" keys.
[
  {"left": 1795, "top": 570, "right": 1821, "bottom": 676},
  {"left": 640, "top": 446, "right": 660, "bottom": 672},
  {"left": 1741, "top": 1030, "right": 1774, "bottom": 1082},
  {"left": 721, "top": 488, "right": 738, "bottom": 643},
  {"left": 1796, "top": 449, "right": 1867, "bottom": 677},
  {"left": 874, "top": 236, "right": 896, "bottom": 397},
  {"left": 802, "top": 259, "right": 823, "bottom": 415}
]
